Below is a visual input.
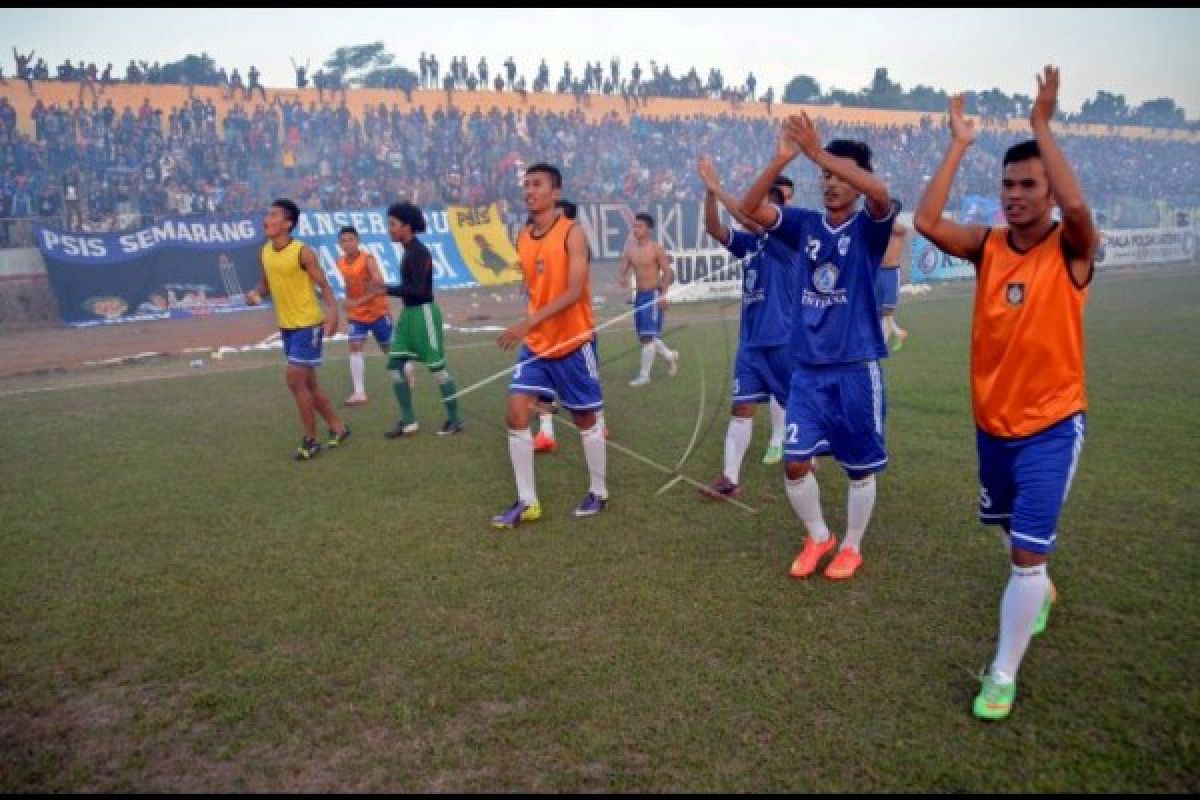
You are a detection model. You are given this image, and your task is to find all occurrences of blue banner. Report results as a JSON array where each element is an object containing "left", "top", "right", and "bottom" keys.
[
  {"left": 960, "top": 195, "right": 1004, "bottom": 225},
  {"left": 909, "top": 234, "right": 975, "bottom": 283},
  {"left": 35, "top": 214, "right": 263, "bottom": 265},
  {"left": 295, "top": 207, "right": 477, "bottom": 294},
  {"left": 36, "top": 207, "right": 490, "bottom": 326}
]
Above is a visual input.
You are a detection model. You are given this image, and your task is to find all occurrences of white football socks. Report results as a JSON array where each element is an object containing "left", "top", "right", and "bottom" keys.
[
  {"left": 785, "top": 472, "right": 830, "bottom": 543},
  {"left": 723, "top": 416, "right": 753, "bottom": 484},
  {"left": 991, "top": 563, "right": 1049, "bottom": 685},
  {"left": 507, "top": 428, "right": 537, "bottom": 506},
  {"left": 843, "top": 475, "right": 876, "bottom": 553}
]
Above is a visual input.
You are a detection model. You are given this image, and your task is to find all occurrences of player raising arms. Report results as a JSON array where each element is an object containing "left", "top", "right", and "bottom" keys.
[
  {"left": 741, "top": 114, "right": 899, "bottom": 581},
  {"left": 493, "top": 163, "right": 608, "bottom": 528},
  {"left": 697, "top": 156, "right": 795, "bottom": 500},
  {"left": 914, "top": 68, "right": 1097, "bottom": 721},
  {"left": 246, "top": 199, "right": 349, "bottom": 460}
]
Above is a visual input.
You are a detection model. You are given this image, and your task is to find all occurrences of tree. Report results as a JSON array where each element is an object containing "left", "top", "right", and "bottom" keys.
[
  {"left": 323, "top": 42, "right": 394, "bottom": 87},
  {"left": 783, "top": 74, "right": 822, "bottom": 104},
  {"left": 906, "top": 84, "right": 949, "bottom": 112},
  {"left": 159, "top": 53, "right": 218, "bottom": 86},
  {"left": 1131, "top": 97, "right": 1185, "bottom": 128},
  {"left": 1078, "top": 90, "right": 1130, "bottom": 124},
  {"left": 864, "top": 67, "right": 904, "bottom": 109},
  {"left": 976, "top": 88, "right": 1016, "bottom": 119},
  {"left": 360, "top": 66, "right": 419, "bottom": 93}
]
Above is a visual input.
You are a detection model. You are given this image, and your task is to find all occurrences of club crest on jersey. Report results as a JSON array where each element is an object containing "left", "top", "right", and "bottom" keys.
[
  {"left": 745, "top": 268, "right": 757, "bottom": 292},
  {"left": 535, "top": 258, "right": 545, "bottom": 275},
  {"left": 813, "top": 263, "right": 840, "bottom": 294},
  {"left": 838, "top": 235, "right": 851, "bottom": 256},
  {"left": 1006, "top": 282, "right": 1025, "bottom": 306}
]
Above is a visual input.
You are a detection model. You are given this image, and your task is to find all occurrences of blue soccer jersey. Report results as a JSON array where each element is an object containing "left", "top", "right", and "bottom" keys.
[
  {"left": 723, "top": 229, "right": 796, "bottom": 348},
  {"left": 770, "top": 202, "right": 898, "bottom": 366}
]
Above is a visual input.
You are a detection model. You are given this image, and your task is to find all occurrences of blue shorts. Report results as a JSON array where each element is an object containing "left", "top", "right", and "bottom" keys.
[
  {"left": 634, "top": 289, "right": 663, "bottom": 337},
  {"left": 875, "top": 267, "right": 900, "bottom": 311},
  {"left": 510, "top": 341, "right": 603, "bottom": 412},
  {"left": 732, "top": 344, "right": 791, "bottom": 406},
  {"left": 281, "top": 325, "right": 324, "bottom": 367},
  {"left": 785, "top": 361, "right": 887, "bottom": 475},
  {"left": 977, "top": 413, "right": 1086, "bottom": 554},
  {"left": 348, "top": 314, "right": 392, "bottom": 347}
]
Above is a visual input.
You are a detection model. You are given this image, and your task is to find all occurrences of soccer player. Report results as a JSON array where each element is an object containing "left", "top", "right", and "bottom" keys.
[
  {"left": 334, "top": 225, "right": 406, "bottom": 406},
  {"left": 697, "top": 156, "right": 795, "bottom": 500},
  {"left": 533, "top": 198, "right": 606, "bottom": 453},
  {"left": 914, "top": 68, "right": 1096, "bottom": 721},
  {"left": 741, "top": 113, "right": 899, "bottom": 581},
  {"left": 245, "top": 198, "right": 349, "bottom": 460},
  {"left": 877, "top": 222, "right": 910, "bottom": 351},
  {"left": 620, "top": 213, "right": 679, "bottom": 386},
  {"left": 381, "top": 202, "right": 464, "bottom": 438},
  {"left": 493, "top": 163, "right": 607, "bottom": 527}
]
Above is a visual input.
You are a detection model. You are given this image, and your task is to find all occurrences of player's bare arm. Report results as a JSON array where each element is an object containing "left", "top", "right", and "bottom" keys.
[
  {"left": 914, "top": 94, "right": 989, "bottom": 262},
  {"left": 700, "top": 155, "right": 766, "bottom": 242},
  {"left": 246, "top": 265, "right": 270, "bottom": 305},
  {"left": 740, "top": 122, "right": 803, "bottom": 228},
  {"left": 656, "top": 244, "right": 672, "bottom": 310},
  {"left": 699, "top": 155, "right": 732, "bottom": 244},
  {"left": 788, "top": 112, "right": 891, "bottom": 218},
  {"left": 300, "top": 245, "right": 339, "bottom": 337},
  {"left": 1030, "top": 66, "right": 1098, "bottom": 285},
  {"left": 497, "top": 224, "right": 589, "bottom": 350},
  {"left": 617, "top": 244, "right": 634, "bottom": 289}
]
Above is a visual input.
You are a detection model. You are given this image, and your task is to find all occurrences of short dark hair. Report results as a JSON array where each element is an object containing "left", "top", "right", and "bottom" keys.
[
  {"left": 635, "top": 212, "right": 655, "bottom": 229},
  {"left": 556, "top": 199, "right": 578, "bottom": 220},
  {"left": 772, "top": 175, "right": 794, "bottom": 190},
  {"left": 767, "top": 186, "right": 785, "bottom": 206},
  {"left": 387, "top": 201, "right": 427, "bottom": 233},
  {"left": 1003, "top": 139, "right": 1041, "bottom": 166},
  {"left": 526, "top": 162, "right": 562, "bottom": 188},
  {"left": 338, "top": 225, "right": 358, "bottom": 237},
  {"left": 825, "top": 139, "right": 873, "bottom": 173},
  {"left": 271, "top": 198, "right": 300, "bottom": 232}
]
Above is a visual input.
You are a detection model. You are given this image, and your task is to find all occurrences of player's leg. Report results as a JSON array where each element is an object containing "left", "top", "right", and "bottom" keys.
[
  {"left": 285, "top": 363, "right": 318, "bottom": 450},
  {"left": 784, "top": 368, "right": 837, "bottom": 578},
  {"left": 494, "top": 349, "right": 551, "bottom": 527},
  {"left": 631, "top": 290, "right": 656, "bottom": 385},
  {"left": 385, "top": 308, "right": 419, "bottom": 436},
  {"left": 824, "top": 361, "right": 888, "bottom": 580},
  {"left": 282, "top": 327, "right": 326, "bottom": 458},
  {"left": 976, "top": 414, "right": 1085, "bottom": 721},
  {"left": 763, "top": 344, "right": 791, "bottom": 465},
  {"left": 701, "top": 347, "right": 762, "bottom": 499},
  {"left": 533, "top": 395, "right": 558, "bottom": 453},
  {"left": 417, "top": 303, "right": 463, "bottom": 435},
  {"left": 308, "top": 365, "right": 349, "bottom": 447},
  {"left": 648, "top": 290, "right": 678, "bottom": 376},
  {"left": 346, "top": 321, "right": 368, "bottom": 404},
  {"left": 558, "top": 341, "right": 607, "bottom": 516}
]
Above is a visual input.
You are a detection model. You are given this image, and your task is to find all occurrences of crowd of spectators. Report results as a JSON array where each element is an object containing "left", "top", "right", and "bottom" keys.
[{"left": 2, "top": 78, "right": 1198, "bottom": 247}]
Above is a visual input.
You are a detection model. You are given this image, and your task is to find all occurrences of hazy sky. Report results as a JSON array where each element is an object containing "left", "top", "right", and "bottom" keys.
[{"left": 3, "top": 8, "right": 1198, "bottom": 116}]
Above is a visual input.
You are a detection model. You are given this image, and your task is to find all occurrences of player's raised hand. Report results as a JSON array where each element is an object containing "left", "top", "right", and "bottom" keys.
[
  {"left": 783, "top": 112, "right": 822, "bottom": 161},
  {"left": 948, "top": 94, "right": 977, "bottom": 145},
  {"left": 698, "top": 155, "right": 721, "bottom": 192},
  {"left": 774, "top": 118, "right": 804, "bottom": 162},
  {"left": 1032, "top": 65, "right": 1060, "bottom": 128}
]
